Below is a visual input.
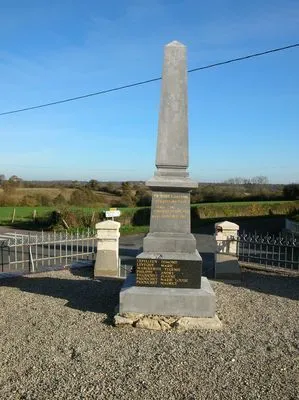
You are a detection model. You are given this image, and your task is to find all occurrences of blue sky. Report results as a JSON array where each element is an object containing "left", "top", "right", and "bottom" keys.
[{"left": 0, "top": 0, "right": 298, "bottom": 183}]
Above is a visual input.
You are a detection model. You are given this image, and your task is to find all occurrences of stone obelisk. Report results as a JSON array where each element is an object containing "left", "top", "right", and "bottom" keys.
[
  {"left": 119, "top": 41, "right": 216, "bottom": 318},
  {"left": 141, "top": 40, "right": 200, "bottom": 271}
]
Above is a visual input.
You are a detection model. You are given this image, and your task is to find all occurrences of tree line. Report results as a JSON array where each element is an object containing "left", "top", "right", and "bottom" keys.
[{"left": 0, "top": 174, "right": 298, "bottom": 207}]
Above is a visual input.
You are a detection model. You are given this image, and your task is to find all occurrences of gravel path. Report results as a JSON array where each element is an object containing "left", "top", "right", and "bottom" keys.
[{"left": 0, "top": 268, "right": 298, "bottom": 400}]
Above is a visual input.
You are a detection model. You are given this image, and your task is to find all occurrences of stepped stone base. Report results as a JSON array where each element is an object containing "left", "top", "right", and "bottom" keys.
[
  {"left": 143, "top": 233, "right": 197, "bottom": 253},
  {"left": 119, "top": 274, "right": 216, "bottom": 318}
]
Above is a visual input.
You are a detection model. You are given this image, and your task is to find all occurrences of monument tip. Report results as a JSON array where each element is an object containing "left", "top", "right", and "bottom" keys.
[{"left": 166, "top": 40, "right": 185, "bottom": 47}]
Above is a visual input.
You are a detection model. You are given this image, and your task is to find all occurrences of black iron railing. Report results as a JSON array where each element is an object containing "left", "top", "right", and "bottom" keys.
[{"left": 237, "top": 232, "right": 298, "bottom": 270}]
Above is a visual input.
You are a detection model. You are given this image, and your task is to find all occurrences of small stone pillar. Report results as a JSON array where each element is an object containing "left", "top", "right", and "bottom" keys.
[
  {"left": 215, "top": 220, "right": 239, "bottom": 255},
  {"left": 214, "top": 221, "right": 241, "bottom": 281},
  {"left": 94, "top": 220, "right": 120, "bottom": 279}
]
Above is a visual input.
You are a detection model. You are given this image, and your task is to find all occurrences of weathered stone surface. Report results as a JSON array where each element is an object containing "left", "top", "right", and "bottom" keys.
[
  {"left": 160, "top": 316, "right": 177, "bottom": 325},
  {"left": 158, "top": 320, "right": 172, "bottom": 331},
  {"left": 113, "top": 313, "right": 222, "bottom": 331},
  {"left": 114, "top": 315, "right": 133, "bottom": 327},
  {"left": 122, "top": 312, "right": 144, "bottom": 320},
  {"left": 115, "top": 314, "right": 172, "bottom": 330},
  {"left": 173, "top": 315, "right": 222, "bottom": 331},
  {"left": 135, "top": 318, "right": 161, "bottom": 331}
]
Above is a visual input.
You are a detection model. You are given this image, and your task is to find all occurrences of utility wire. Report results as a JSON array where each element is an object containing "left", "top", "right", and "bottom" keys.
[
  {"left": 0, "top": 43, "right": 298, "bottom": 117},
  {"left": 187, "top": 43, "right": 299, "bottom": 72}
]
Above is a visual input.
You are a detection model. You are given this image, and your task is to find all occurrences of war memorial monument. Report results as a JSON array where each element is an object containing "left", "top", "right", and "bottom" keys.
[{"left": 118, "top": 41, "right": 219, "bottom": 325}]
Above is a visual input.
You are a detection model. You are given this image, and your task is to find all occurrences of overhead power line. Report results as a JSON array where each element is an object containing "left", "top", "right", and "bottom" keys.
[
  {"left": 187, "top": 43, "right": 299, "bottom": 73},
  {"left": 0, "top": 43, "right": 298, "bottom": 117}
]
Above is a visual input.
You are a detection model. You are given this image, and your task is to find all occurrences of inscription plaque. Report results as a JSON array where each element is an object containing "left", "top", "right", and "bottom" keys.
[
  {"left": 151, "top": 192, "right": 189, "bottom": 220},
  {"left": 136, "top": 258, "right": 201, "bottom": 288},
  {"left": 149, "top": 191, "right": 191, "bottom": 234}
]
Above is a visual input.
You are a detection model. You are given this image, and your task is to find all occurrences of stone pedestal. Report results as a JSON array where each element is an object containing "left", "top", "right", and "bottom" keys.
[
  {"left": 138, "top": 189, "right": 202, "bottom": 290},
  {"left": 94, "top": 220, "right": 120, "bottom": 278}
]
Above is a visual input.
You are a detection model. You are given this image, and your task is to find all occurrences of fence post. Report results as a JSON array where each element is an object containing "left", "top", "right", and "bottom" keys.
[
  {"left": 29, "top": 245, "right": 35, "bottom": 273},
  {"left": 11, "top": 208, "right": 16, "bottom": 223},
  {"left": 214, "top": 221, "right": 239, "bottom": 255},
  {"left": 94, "top": 220, "right": 121, "bottom": 279},
  {"left": 1, "top": 242, "right": 4, "bottom": 272},
  {"left": 214, "top": 220, "right": 241, "bottom": 280}
]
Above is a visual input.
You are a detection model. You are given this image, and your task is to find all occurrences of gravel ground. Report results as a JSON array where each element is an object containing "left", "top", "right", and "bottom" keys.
[{"left": 0, "top": 268, "right": 298, "bottom": 400}]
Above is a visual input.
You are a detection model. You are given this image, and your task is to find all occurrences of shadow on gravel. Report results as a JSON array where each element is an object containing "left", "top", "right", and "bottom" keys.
[
  {"left": 0, "top": 270, "right": 123, "bottom": 321},
  {"left": 70, "top": 266, "right": 94, "bottom": 278},
  {"left": 236, "top": 270, "right": 299, "bottom": 300}
]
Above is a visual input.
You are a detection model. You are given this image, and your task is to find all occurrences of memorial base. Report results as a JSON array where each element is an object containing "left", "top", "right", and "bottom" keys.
[{"left": 119, "top": 274, "right": 216, "bottom": 318}]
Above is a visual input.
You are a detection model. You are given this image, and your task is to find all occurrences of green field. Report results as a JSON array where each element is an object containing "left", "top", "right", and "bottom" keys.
[
  {"left": 0, "top": 206, "right": 54, "bottom": 221},
  {"left": 0, "top": 200, "right": 297, "bottom": 228},
  {"left": 0, "top": 206, "right": 107, "bottom": 224}
]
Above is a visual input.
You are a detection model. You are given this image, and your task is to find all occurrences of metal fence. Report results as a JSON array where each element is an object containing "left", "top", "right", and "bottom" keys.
[
  {"left": 237, "top": 231, "right": 299, "bottom": 271},
  {"left": 2, "top": 228, "right": 297, "bottom": 278},
  {"left": 0, "top": 229, "right": 97, "bottom": 276}
]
